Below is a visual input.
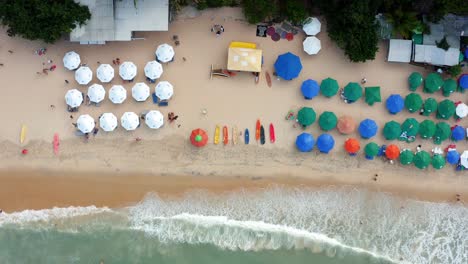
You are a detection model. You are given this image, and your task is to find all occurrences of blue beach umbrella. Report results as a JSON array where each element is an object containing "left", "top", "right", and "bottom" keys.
[
  {"left": 446, "top": 150, "right": 460, "bottom": 165},
  {"left": 460, "top": 75, "right": 468, "bottom": 90},
  {"left": 451, "top": 126, "right": 466, "bottom": 141},
  {"left": 358, "top": 119, "right": 378, "bottom": 139},
  {"left": 296, "top": 133, "right": 314, "bottom": 152},
  {"left": 386, "top": 94, "right": 404, "bottom": 114},
  {"left": 274, "top": 52, "right": 303, "bottom": 80},
  {"left": 316, "top": 134, "right": 335, "bottom": 153},
  {"left": 301, "top": 79, "right": 320, "bottom": 99}
]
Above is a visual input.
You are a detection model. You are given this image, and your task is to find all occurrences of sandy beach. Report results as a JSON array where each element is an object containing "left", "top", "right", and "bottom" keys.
[{"left": 0, "top": 7, "right": 467, "bottom": 212}]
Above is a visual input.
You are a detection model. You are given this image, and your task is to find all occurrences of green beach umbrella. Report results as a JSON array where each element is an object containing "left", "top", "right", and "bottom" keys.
[
  {"left": 408, "top": 72, "right": 423, "bottom": 91},
  {"left": 400, "top": 118, "right": 419, "bottom": 137},
  {"left": 320, "top": 78, "right": 339, "bottom": 97},
  {"left": 419, "top": 120, "right": 436, "bottom": 139},
  {"left": 297, "top": 107, "right": 316, "bottom": 127},
  {"left": 343, "top": 82, "right": 363, "bottom": 101},
  {"left": 424, "top": 73, "right": 443, "bottom": 93},
  {"left": 431, "top": 154, "right": 446, "bottom": 169},
  {"left": 365, "top": 86, "right": 381, "bottom": 106},
  {"left": 442, "top": 79, "right": 457, "bottom": 97},
  {"left": 383, "top": 121, "right": 401, "bottom": 140},
  {"left": 318, "top": 111, "right": 337, "bottom": 131},
  {"left": 414, "top": 151, "right": 431, "bottom": 169},
  {"left": 404, "top": 93, "right": 423, "bottom": 113},
  {"left": 422, "top": 98, "right": 437, "bottom": 116},
  {"left": 437, "top": 99, "right": 455, "bottom": 120},
  {"left": 433, "top": 122, "right": 451, "bottom": 144},
  {"left": 399, "top": 149, "right": 414, "bottom": 165},
  {"left": 364, "top": 142, "right": 379, "bottom": 159}
]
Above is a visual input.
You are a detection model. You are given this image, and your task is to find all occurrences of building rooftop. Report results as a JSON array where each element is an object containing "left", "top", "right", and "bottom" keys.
[{"left": 387, "top": 39, "right": 412, "bottom": 63}]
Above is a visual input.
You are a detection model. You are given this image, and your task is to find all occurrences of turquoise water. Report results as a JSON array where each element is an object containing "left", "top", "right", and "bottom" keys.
[{"left": 1, "top": 187, "right": 467, "bottom": 264}]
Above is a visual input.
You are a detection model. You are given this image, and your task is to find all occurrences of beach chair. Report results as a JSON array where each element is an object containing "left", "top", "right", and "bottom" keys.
[
  {"left": 210, "top": 64, "right": 229, "bottom": 79},
  {"left": 158, "top": 100, "right": 169, "bottom": 107},
  {"left": 152, "top": 93, "right": 159, "bottom": 104}
]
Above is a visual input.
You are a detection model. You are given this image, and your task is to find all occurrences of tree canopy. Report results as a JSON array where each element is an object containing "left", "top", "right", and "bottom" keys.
[
  {"left": 0, "top": 0, "right": 91, "bottom": 43},
  {"left": 242, "top": 0, "right": 278, "bottom": 24}
]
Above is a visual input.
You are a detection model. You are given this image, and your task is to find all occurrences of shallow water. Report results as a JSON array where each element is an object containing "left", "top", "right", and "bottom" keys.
[{"left": 1, "top": 187, "right": 467, "bottom": 264}]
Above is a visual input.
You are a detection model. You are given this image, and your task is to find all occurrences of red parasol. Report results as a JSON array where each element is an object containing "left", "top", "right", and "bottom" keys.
[
  {"left": 190, "top": 128, "right": 208, "bottom": 147},
  {"left": 337, "top": 115, "right": 356, "bottom": 134},
  {"left": 344, "top": 138, "right": 360, "bottom": 153},
  {"left": 286, "top": 33, "right": 294, "bottom": 41},
  {"left": 385, "top": 144, "right": 400, "bottom": 160}
]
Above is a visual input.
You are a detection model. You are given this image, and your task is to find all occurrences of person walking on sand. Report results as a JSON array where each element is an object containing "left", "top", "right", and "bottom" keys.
[
  {"left": 93, "top": 127, "right": 99, "bottom": 136},
  {"left": 361, "top": 77, "right": 367, "bottom": 84}
]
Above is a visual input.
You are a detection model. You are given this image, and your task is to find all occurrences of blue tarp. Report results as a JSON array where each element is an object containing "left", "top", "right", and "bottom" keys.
[
  {"left": 358, "top": 119, "right": 378, "bottom": 139},
  {"left": 316, "top": 134, "right": 335, "bottom": 153},
  {"left": 451, "top": 126, "right": 466, "bottom": 141},
  {"left": 301, "top": 79, "right": 320, "bottom": 99},
  {"left": 274, "top": 52, "right": 303, "bottom": 80},
  {"left": 446, "top": 150, "right": 460, "bottom": 164},
  {"left": 296, "top": 133, "right": 314, "bottom": 152},
  {"left": 460, "top": 75, "right": 468, "bottom": 90},
  {"left": 386, "top": 94, "right": 405, "bottom": 114}
]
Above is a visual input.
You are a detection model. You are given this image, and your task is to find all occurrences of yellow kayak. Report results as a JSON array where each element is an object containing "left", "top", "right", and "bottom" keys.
[
  {"left": 214, "top": 125, "right": 220, "bottom": 145},
  {"left": 20, "top": 125, "right": 27, "bottom": 144},
  {"left": 232, "top": 126, "right": 238, "bottom": 145}
]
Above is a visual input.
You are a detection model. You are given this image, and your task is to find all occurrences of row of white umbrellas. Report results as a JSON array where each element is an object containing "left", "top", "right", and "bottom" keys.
[
  {"left": 65, "top": 81, "right": 173, "bottom": 107},
  {"left": 301, "top": 17, "right": 322, "bottom": 55},
  {"left": 77, "top": 111, "right": 164, "bottom": 133}
]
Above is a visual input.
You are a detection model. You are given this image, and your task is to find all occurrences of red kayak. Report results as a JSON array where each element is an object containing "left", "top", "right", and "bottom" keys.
[{"left": 269, "top": 123, "right": 275, "bottom": 143}]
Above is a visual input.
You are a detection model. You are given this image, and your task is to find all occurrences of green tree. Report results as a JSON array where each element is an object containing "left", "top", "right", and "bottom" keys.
[
  {"left": 242, "top": 0, "right": 278, "bottom": 24},
  {"left": 0, "top": 0, "right": 90, "bottom": 43},
  {"left": 385, "top": 9, "right": 421, "bottom": 39},
  {"left": 447, "top": 64, "right": 461, "bottom": 77},
  {"left": 283, "top": 0, "right": 308, "bottom": 25}
]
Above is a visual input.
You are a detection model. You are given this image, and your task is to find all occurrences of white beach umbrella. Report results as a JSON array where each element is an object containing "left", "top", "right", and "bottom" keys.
[
  {"left": 144, "top": 61, "right": 163, "bottom": 80},
  {"left": 63, "top": 51, "right": 81, "bottom": 70},
  {"left": 155, "top": 43, "right": 175, "bottom": 63},
  {"left": 75, "top": 66, "right": 93, "bottom": 85},
  {"left": 302, "top": 17, "right": 321, "bottom": 36},
  {"left": 109, "top": 85, "right": 127, "bottom": 104},
  {"left": 87, "top": 84, "right": 106, "bottom": 103},
  {"left": 65, "top": 89, "right": 83, "bottom": 108},
  {"left": 132, "top": 82, "right": 150, "bottom": 102},
  {"left": 96, "top": 64, "right": 114, "bottom": 83},
  {"left": 461, "top": 151, "right": 468, "bottom": 168},
  {"left": 303, "top": 36, "right": 321, "bottom": 55},
  {"left": 455, "top": 103, "right": 467, "bottom": 118},
  {"left": 99, "top": 113, "right": 118, "bottom": 132},
  {"left": 145, "top": 110, "right": 164, "bottom": 129},
  {"left": 119, "top": 61, "right": 137, "bottom": 80},
  {"left": 155, "top": 81, "right": 174, "bottom": 100},
  {"left": 121, "top": 112, "right": 140, "bottom": 131},
  {"left": 77, "top": 114, "right": 95, "bottom": 134}
]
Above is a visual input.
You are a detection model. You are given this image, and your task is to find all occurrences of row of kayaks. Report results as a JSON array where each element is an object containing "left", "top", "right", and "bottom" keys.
[{"left": 214, "top": 120, "right": 275, "bottom": 145}]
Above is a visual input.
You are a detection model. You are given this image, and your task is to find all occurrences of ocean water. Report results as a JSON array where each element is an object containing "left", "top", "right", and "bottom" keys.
[{"left": 0, "top": 187, "right": 467, "bottom": 264}]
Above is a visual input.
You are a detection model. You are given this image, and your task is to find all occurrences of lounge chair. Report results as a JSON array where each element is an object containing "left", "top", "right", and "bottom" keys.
[
  {"left": 152, "top": 93, "right": 159, "bottom": 104},
  {"left": 158, "top": 100, "right": 169, "bottom": 107}
]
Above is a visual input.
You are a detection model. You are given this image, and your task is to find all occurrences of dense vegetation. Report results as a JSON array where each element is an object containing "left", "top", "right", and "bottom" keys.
[{"left": 0, "top": 0, "right": 91, "bottom": 43}]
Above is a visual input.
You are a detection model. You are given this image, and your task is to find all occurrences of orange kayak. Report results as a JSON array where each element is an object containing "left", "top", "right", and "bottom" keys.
[
  {"left": 223, "top": 126, "right": 229, "bottom": 145},
  {"left": 256, "top": 119, "right": 261, "bottom": 141}
]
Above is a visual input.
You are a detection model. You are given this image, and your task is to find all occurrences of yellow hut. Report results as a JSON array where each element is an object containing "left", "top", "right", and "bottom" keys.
[{"left": 227, "top": 42, "right": 262, "bottom": 73}]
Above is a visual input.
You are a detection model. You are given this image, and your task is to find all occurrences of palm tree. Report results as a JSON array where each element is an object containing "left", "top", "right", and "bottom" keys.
[{"left": 385, "top": 8, "right": 421, "bottom": 39}]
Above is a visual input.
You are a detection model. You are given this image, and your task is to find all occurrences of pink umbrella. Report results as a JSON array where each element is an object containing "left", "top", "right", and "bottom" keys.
[
  {"left": 267, "top": 27, "right": 276, "bottom": 36},
  {"left": 271, "top": 33, "right": 281, "bottom": 41}
]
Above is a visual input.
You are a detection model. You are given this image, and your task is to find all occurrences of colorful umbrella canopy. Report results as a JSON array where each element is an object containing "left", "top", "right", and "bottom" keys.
[
  {"left": 132, "top": 82, "right": 150, "bottom": 102},
  {"left": 383, "top": 121, "right": 401, "bottom": 140},
  {"left": 63, "top": 51, "right": 80, "bottom": 70},
  {"left": 385, "top": 144, "right": 400, "bottom": 160},
  {"left": 408, "top": 72, "right": 423, "bottom": 91},
  {"left": 96, "top": 64, "right": 114, "bottom": 83},
  {"left": 399, "top": 149, "right": 414, "bottom": 165},
  {"left": 431, "top": 154, "right": 445, "bottom": 169},
  {"left": 433, "top": 122, "right": 451, "bottom": 144},
  {"left": 303, "top": 37, "right": 321, "bottom": 55},
  {"left": 442, "top": 79, "right": 457, "bottom": 97},
  {"left": 337, "top": 115, "right": 356, "bottom": 134},
  {"left": 274, "top": 52, "right": 302, "bottom": 80},
  {"left": 446, "top": 150, "right": 460, "bottom": 165},
  {"left": 121, "top": 112, "right": 139, "bottom": 131},
  {"left": 87, "top": 84, "right": 106, "bottom": 103},
  {"left": 144, "top": 61, "right": 163, "bottom": 80},
  {"left": 77, "top": 114, "right": 95, "bottom": 134},
  {"left": 343, "top": 82, "right": 362, "bottom": 101},
  {"left": 316, "top": 134, "right": 335, "bottom": 153},
  {"left": 99, "top": 113, "right": 117, "bottom": 132},
  {"left": 145, "top": 110, "right": 164, "bottom": 129},
  {"left": 386, "top": 94, "right": 404, "bottom": 114},
  {"left": 364, "top": 86, "right": 381, "bottom": 106},
  {"left": 318, "top": 111, "right": 337, "bottom": 131},
  {"left": 109, "top": 85, "right": 127, "bottom": 104},
  {"left": 419, "top": 120, "right": 436, "bottom": 139},
  {"left": 437, "top": 99, "right": 455, "bottom": 119},
  {"left": 119, "top": 61, "right": 137, "bottom": 80},
  {"left": 462, "top": 151, "right": 468, "bottom": 168},
  {"left": 65, "top": 89, "right": 83, "bottom": 108},
  {"left": 302, "top": 17, "right": 321, "bottom": 35},
  {"left": 358, "top": 119, "right": 378, "bottom": 139},
  {"left": 320, "top": 78, "right": 339, "bottom": 97},
  {"left": 424, "top": 73, "right": 443, "bottom": 93},
  {"left": 190, "top": 129, "right": 208, "bottom": 147},
  {"left": 414, "top": 151, "right": 431, "bottom": 169},
  {"left": 422, "top": 97, "right": 437, "bottom": 116},
  {"left": 364, "top": 142, "right": 379, "bottom": 159},
  {"left": 344, "top": 138, "right": 360, "bottom": 154},
  {"left": 156, "top": 43, "right": 175, "bottom": 63},
  {"left": 456, "top": 103, "right": 468, "bottom": 118},
  {"left": 451, "top": 125, "right": 466, "bottom": 141},
  {"left": 75, "top": 66, "right": 93, "bottom": 85},
  {"left": 297, "top": 107, "right": 316, "bottom": 127},
  {"left": 296, "top": 133, "right": 314, "bottom": 152},
  {"left": 404, "top": 93, "right": 422, "bottom": 113},
  {"left": 301, "top": 79, "right": 320, "bottom": 99},
  {"left": 401, "top": 118, "right": 419, "bottom": 137},
  {"left": 459, "top": 74, "right": 468, "bottom": 90},
  {"left": 155, "top": 81, "right": 174, "bottom": 100}
]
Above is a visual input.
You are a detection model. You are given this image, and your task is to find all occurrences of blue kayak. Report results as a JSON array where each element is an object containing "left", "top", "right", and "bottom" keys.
[{"left": 245, "top": 129, "right": 249, "bottom": 144}]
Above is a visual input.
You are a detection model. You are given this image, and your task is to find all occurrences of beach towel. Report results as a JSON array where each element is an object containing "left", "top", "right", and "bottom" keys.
[
  {"left": 152, "top": 93, "right": 159, "bottom": 104},
  {"left": 256, "top": 25, "right": 267, "bottom": 37}
]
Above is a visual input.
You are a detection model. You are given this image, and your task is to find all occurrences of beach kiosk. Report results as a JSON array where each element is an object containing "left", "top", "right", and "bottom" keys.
[{"left": 211, "top": 42, "right": 262, "bottom": 80}]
